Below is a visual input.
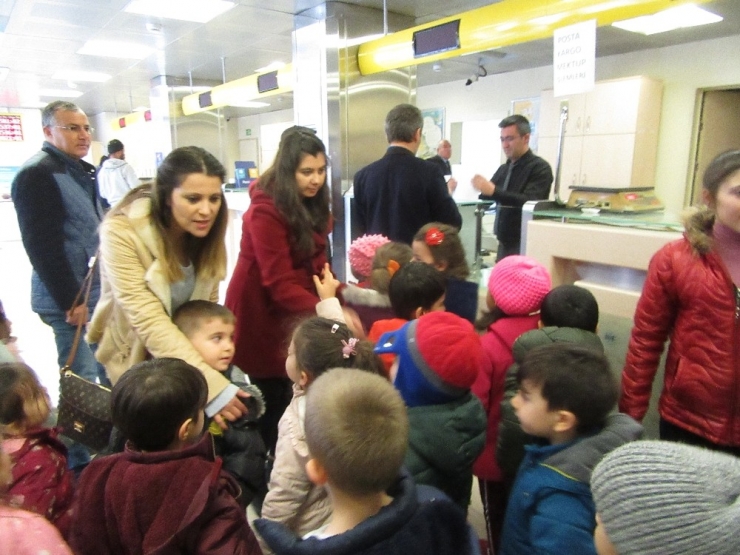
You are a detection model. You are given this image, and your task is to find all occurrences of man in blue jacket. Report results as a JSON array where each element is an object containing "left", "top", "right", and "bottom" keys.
[
  {"left": 11, "top": 101, "right": 106, "bottom": 467},
  {"left": 353, "top": 104, "right": 461, "bottom": 244}
]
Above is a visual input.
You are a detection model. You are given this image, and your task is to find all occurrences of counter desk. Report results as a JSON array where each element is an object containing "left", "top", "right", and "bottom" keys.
[{"left": 522, "top": 203, "right": 684, "bottom": 438}]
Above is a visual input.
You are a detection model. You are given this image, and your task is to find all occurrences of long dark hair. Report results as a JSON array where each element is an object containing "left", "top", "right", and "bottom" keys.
[{"left": 259, "top": 127, "right": 330, "bottom": 257}]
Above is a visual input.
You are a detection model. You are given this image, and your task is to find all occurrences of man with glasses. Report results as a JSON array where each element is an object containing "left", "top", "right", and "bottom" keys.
[
  {"left": 11, "top": 100, "right": 105, "bottom": 469},
  {"left": 472, "top": 114, "right": 553, "bottom": 261}
]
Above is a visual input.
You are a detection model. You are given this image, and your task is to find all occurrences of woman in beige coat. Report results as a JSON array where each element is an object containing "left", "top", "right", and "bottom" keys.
[{"left": 88, "top": 146, "right": 248, "bottom": 426}]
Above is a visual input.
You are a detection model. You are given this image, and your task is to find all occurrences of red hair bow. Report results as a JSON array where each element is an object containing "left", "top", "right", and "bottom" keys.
[{"left": 425, "top": 227, "right": 445, "bottom": 246}]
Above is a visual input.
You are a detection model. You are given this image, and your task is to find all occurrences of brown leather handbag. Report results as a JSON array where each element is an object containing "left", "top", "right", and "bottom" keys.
[{"left": 56, "top": 255, "right": 113, "bottom": 451}]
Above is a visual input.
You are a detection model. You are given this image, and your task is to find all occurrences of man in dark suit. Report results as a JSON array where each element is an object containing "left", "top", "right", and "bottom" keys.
[
  {"left": 426, "top": 139, "right": 458, "bottom": 195},
  {"left": 353, "top": 104, "right": 462, "bottom": 244},
  {"left": 472, "top": 114, "right": 553, "bottom": 261}
]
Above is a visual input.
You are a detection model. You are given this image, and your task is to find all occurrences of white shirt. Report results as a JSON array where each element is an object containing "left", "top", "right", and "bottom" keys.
[{"left": 98, "top": 158, "right": 138, "bottom": 206}]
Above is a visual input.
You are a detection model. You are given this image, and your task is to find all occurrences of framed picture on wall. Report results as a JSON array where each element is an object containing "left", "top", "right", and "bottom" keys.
[
  {"left": 419, "top": 107, "right": 445, "bottom": 159},
  {"left": 511, "top": 98, "right": 541, "bottom": 153}
]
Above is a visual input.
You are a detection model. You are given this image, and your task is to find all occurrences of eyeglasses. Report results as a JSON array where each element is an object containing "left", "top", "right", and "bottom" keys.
[{"left": 55, "top": 124, "right": 94, "bottom": 134}]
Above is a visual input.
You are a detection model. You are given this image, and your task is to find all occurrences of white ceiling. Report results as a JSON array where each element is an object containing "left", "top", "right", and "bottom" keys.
[{"left": 0, "top": 0, "right": 739, "bottom": 119}]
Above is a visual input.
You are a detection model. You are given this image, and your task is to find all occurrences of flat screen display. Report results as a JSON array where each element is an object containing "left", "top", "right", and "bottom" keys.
[
  {"left": 198, "top": 91, "right": 213, "bottom": 108},
  {"left": 257, "top": 71, "right": 279, "bottom": 93},
  {"left": 413, "top": 20, "right": 461, "bottom": 58}
]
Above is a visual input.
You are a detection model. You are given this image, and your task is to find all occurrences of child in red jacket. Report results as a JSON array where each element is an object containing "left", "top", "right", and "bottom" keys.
[
  {"left": 471, "top": 256, "right": 551, "bottom": 553},
  {"left": 0, "top": 362, "right": 73, "bottom": 538}
]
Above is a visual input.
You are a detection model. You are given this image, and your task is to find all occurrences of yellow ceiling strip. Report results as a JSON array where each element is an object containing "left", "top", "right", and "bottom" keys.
[
  {"left": 181, "top": 64, "right": 294, "bottom": 116},
  {"left": 357, "top": 0, "right": 711, "bottom": 75}
]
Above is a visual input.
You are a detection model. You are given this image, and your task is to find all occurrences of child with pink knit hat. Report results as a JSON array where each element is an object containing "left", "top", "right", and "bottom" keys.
[
  {"left": 347, "top": 234, "right": 389, "bottom": 286},
  {"left": 471, "top": 255, "right": 551, "bottom": 554}
]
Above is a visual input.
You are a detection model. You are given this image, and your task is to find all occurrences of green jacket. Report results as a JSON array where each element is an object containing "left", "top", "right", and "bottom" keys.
[
  {"left": 497, "top": 326, "right": 604, "bottom": 479},
  {"left": 405, "top": 392, "right": 486, "bottom": 509}
]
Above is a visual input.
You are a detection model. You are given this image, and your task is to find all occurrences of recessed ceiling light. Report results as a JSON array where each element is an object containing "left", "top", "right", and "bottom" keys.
[
  {"left": 77, "top": 40, "right": 155, "bottom": 60},
  {"left": 38, "top": 88, "right": 83, "bottom": 98},
  {"left": 612, "top": 4, "right": 722, "bottom": 35},
  {"left": 124, "top": 0, "right": 235, "bottom": 24},
  {"left": 52, "top": 70, "right": 112, "bottom": 83}
]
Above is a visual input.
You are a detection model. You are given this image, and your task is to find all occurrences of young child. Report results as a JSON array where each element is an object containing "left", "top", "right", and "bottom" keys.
[
  {"left": 347, "top": 233, "right": 390, "bottom": 286},
  {"left": 259, "top": 317, "right": 385, "bottom": 552},
  {"left": 68, "top": 358, "right": 258, "bottom": 554},
  {"left": 497, "top": 284, "right": 604, "bottom": 480},
  {"left": 500, "top": 343, "right": 641, "bottom": 555},
  {"left": 0, "top": 362, "right": 73, "bottom": 537},
  {"left": 173, "top": 300, "right": 267, "bottom": 508},
  {"left": 374, "top": 311, "right": 487, "bottom": 510},
  {"left": 0, "top": 442, "right": 73, "bottom": 555},
  {"left": 367, "top": 261, "right": 447, "bottom": 374},
  {"left": 413, "top": 222, "right": 479, "bottom": 323},
  {"left": 591, "top": 440, "right": 740, "bottom": 555},
  {"left": 343, "top": 241, "right": 413, "bottom": 334},
  {"left": 254, "top": 368, "right": 480, "bottom": 554}
]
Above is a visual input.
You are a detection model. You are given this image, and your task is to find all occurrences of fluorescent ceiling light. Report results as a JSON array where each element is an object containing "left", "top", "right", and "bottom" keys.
[
  {"left": 39, "top": 88, "right": 83, "bottom": 98},
  {"left": 612, "top": 4, "right": 722, "bottom": 35},
  {"left": 52, "top": 70, "right": 111, "bottom": 83},
  {"left": 133, "top": 106, "right": 149, "bottom": 112},
  {"left": 254, "top": 61, "right": 285, "bottom": 73},
  {"left": 227, "top": 101, "right": 270, "bottom": 108},
  {"left": 124, "top": 0, "right": 235, "bottom": 23},
  {"left": 169, "top": 85, "right": 212, "bottom": 93},
  {"left": 78, "top": 40, "right": 155, "bottom": 60}
]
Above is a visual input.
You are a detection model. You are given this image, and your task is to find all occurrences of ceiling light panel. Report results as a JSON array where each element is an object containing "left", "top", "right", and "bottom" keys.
[
  {"left": 77, "top": 40, "right": 155, "bottom": 60},
  {"left": 612, "top": 5, "right": 723, "bottom": 35},
  {"left": 52, "top": 70, "right": 111, "bottom": 83},
  {"left": 124, "top": 0, "right": 235, "bottom": 24},
  {"left": 38, "top": 88, "right": 83, "bottom": 98}
]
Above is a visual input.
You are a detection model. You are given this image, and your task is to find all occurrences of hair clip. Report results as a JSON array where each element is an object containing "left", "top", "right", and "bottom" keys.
[
  {"left": 331, "top": 323, "right": 340, "bottom": 334},
  {"left": 425, "top": 227, "right": 445, "bottom": 246},
  {"left": 341, "top": 338, "right": 359, "bottom": 359},
  {"left": 387, "top": 259, "right": 400, "bottom": 277}
]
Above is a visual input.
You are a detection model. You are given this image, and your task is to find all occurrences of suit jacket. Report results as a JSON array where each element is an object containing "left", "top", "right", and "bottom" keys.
[
  {"left": 354, "top": 146, "right": 461, "bottom": 244},
  {"left": 426, "top": 154, "right": 452, "bottom": 177}
]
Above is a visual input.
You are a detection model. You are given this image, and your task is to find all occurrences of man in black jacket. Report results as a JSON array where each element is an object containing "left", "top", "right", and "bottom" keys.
[
  {"left": 472, "top": 114, "right": 553, "bottom": 261},
  {"left": 353, "top": 104, "right": 461, "bottom": 244}
]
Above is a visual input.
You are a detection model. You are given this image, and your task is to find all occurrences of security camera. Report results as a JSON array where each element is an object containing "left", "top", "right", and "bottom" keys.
[
  {"left": 465, "top": 62, "right": 488, "bottom": 86},
  {"left": 465, "top": 74, "right": 479, "bottom": 86}
]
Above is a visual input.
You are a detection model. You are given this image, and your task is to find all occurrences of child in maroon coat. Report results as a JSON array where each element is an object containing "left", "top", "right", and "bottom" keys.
[
  {"left": 0, "top": 362, "right": 73, "bottom": 538},
  {"left": 68, "top": 358, "right": 259, "bottom": 555}
]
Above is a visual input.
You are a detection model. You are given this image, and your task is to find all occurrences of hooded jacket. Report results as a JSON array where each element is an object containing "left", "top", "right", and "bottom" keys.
[
  {"left": 225, "top": 182, "right": 330, "bottom": 380},
  {"left": 406, "top": 392, "right": 487, "bottom": 509},
  {"left": 500, "top": 414, "right": 643, "bottom": 555},
  {"left": 620, "top": 208, "right": 740, "bottom": 446},
  {"left": 68, "top": 433, "right": 257, "bottom": 555},
  {"left": 98, "top": 157, "right": 138, "bottom": 206},
  {"left": 497, "top": 326, "right": 605, "bottom": 478}
]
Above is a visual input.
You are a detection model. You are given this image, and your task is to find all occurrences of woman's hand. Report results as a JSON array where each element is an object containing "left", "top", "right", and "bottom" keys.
[
  {"left": 313, "top": 263, "right": 340, "bottom": 300},
  {"left": 212, "top": 389, "right": 250, "bottom": 430}
]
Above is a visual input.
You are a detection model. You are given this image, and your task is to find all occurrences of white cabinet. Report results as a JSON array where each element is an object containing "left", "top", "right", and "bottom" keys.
[{"left": 538, "top": 76, "right": 663, "bottom": 189}]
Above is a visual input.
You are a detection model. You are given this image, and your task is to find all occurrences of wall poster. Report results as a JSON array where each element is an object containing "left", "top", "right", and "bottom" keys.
[
  {"left": 0, "top": 114, "right": 23, "bottom": 142},
  {"left": 511, "top": 98, "right": 541, "bottom": 153},
  {"left": 419, "top": 107, "right": 445, "bottom": 159}
]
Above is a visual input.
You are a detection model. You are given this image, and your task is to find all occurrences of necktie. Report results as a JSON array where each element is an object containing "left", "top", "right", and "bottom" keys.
[{"left": 494, "top": 162, "right": 514, "bottom": 235}]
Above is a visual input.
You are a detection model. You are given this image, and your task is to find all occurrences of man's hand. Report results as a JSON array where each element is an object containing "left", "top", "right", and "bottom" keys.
[
  {"left": 472, "top": 174, "right": 495, "bottom": 196},
  {"left": 313, "top": 263, "right": 340, "bottom": 300},
  {"left": 447, "top": 177, "right": 458, "bottom": 195},
  {"left": 212, "top": 389, "right": 250, "bottom": 430},
  {"left": 65, "top": 304, "right": 88, "bottom": 326}
]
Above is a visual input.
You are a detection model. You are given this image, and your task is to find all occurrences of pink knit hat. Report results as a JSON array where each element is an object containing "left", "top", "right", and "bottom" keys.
[
  {"left": 348, "top": 234, "right": 390, "bottom": 279},
  {"left": 488, "top": 255, "right": 551, "bottom": 316}
]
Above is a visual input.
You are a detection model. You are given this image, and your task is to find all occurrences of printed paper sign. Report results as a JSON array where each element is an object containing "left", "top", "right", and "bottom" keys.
[{"left": 553, "top": 19, "right": 596, "bottom": 97}]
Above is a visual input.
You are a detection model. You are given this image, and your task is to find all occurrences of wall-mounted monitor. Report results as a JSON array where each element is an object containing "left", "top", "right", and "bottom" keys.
[
  {"left": 257, "top": 71, "right": 279, "bottom": 93},
  {"left": 198, "top": 91, "right": 213, "bottom": 108},
  {"left": 413, "top": 20, "right": 461, "bottom": 58}
]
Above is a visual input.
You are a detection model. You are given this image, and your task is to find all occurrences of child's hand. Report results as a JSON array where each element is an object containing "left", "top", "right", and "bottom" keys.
[{"left": 313, "top": 263, "right": 340, "bottom": 300}]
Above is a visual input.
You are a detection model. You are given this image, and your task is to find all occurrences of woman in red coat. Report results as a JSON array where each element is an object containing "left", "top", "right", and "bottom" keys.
[
  {"left": 225, "top": 127, "right": 331, "bottom": 453},
  {"left": 620, "top": 150, "right": 740, "bottom": 454}
]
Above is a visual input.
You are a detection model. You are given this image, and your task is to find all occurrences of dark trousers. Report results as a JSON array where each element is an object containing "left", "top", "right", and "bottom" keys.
[
  {"left": 251, "top": 377, "right": 293, "bottom": 456},
  {"left": 659, "top": 419, "right": 740, "bottom": 457},
  {"left": 495, "top": 239, "right": 521, "bottom": 262},
  {"left": 478, "top": 479, "right": 510, "bottom": 555}
]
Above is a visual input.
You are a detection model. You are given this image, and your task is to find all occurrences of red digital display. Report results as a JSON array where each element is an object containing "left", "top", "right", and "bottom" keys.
[
  {"left": 624, "top": 193, "right": 638, "bottom": 200},
  {"left": 118, "top": 117, "right": 126, "bottom": 128},
  {"left": 144, "top": 110, "right": 152, "bottom": 122}
]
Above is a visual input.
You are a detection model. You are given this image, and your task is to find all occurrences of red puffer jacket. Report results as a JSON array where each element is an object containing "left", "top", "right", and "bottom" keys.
[{"left": 620, "top": 209, "right": 740, "bottom": 446}]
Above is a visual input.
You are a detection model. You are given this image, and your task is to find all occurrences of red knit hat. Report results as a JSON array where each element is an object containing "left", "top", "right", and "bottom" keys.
[
  {"left": 488, "top": 255, "right": 551, "bottom": 316},
  {"left": 375, "top": 311, "right": 482, "bottom": 407},
  {"left": 348, "top": 234, "right": 390, "bottom": 279}
]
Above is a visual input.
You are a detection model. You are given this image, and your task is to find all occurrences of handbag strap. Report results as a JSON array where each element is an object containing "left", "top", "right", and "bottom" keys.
[{"left": 61, "top": 254, "right": 99, "bottom": 372}]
